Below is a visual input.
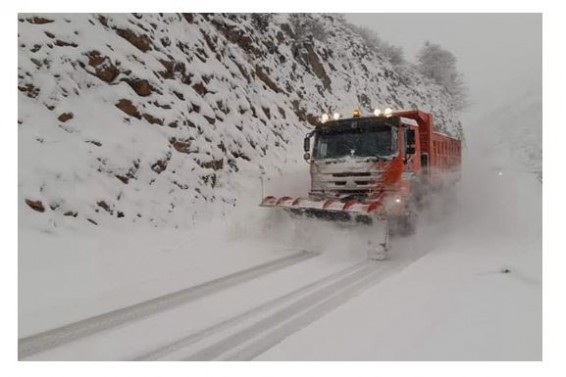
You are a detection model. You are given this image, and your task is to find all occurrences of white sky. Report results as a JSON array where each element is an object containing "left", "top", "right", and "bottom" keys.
[{"left": 344, "top": 13, "right": 542, "bottom": 121}]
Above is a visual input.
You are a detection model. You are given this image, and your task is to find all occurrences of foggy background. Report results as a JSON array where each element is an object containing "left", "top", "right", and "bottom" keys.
[{"left": 344, "top": 13, "right": 542, "bottom": 126}]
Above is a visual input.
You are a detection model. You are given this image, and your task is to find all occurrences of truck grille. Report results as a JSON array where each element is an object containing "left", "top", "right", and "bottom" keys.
[
  {"left": 332, "top": 172, "right": 371, "bottom": 178},
  {"left": 312, "top": 169, "right": 382, "bottom": 196}
]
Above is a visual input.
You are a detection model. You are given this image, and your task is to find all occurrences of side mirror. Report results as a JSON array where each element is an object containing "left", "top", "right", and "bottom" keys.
[
  {"left": 406, "top": 129, "right": 416, "bottom": 145},
  {"left": 304, "top": 152, "right": 311, "bottom": 161},
  {"left": 303, "top": 136, "right": 310, "bottom": 152},
  {"left": 406, "top": 146, "right": 416, "bottom": 155}
]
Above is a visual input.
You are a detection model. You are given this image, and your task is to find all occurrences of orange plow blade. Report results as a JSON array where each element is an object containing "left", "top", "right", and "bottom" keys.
[
  {"left": 260, "top": 195, "right": 390, "bottom": 259},
  {"left": 260, "top": 196, "right": 385, "bottom": 225}
]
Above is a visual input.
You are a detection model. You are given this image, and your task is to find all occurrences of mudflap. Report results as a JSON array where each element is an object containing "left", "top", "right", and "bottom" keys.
[{"left": 367, "top": 218, "right": 390, "bottom": 261}]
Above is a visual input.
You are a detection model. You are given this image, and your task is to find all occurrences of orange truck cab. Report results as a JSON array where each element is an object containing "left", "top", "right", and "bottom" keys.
[{"left": 301, "top": 109, "right": 462, "bottom": 231}]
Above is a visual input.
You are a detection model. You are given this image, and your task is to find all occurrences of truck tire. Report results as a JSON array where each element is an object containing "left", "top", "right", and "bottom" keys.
[{"left": 388, "top": 215, "right": 415, "bottom": 237}]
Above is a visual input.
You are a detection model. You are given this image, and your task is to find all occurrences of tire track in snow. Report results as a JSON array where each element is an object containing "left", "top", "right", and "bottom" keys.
[
  {"left": 225, "top": 267, "right": 386, "bottom": 361},
  {"left": 135, "top": 261, "right": 368, "bottom": 360},
  {"left": 182, "top": 262, "right": 384, "bottom": 361},
  {"left": 19, "top": 250, "right": 317, "bottom": 359}
]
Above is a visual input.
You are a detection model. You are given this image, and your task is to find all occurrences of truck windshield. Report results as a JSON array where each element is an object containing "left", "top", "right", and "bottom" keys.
[{"left": 313, "top": 122, "right": 397, "bottom": 160}]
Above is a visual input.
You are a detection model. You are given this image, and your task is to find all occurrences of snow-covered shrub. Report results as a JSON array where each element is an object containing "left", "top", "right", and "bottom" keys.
[
  {"left": 342, "top": 22, "right": 405, "bottom": 65},
  {"left": 288, "top": 14, "right": 327, "bottom": 42}
]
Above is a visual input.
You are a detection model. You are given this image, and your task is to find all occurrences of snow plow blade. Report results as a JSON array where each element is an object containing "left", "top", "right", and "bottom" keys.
[
  {"left": 260, "top": 195, "right": 390, "bottom": 260},
  {"left": 260, "top": 195, "right": 385, "bottom": 225}
]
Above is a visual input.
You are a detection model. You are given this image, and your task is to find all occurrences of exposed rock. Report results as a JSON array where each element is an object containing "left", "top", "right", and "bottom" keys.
[
  {"left": 27, "top": 17, "right": 54, "bottom": 24},
  {"left": 202, "top": 31, "right": 217, "bottom": 52},
  {"left": 358, "top": 93, "right": 373, "bottom": 110},
  {"left": 201, "top": 173, "right": 217, "bottom": 188},
  {"left": 170, "top": 137, "right": 193, "bottom": 154},
  {"left": 64, "top": 211, "right": 78, "bottom": 217},
  {"left": 203, "top": 115, "right": 215, "bottom": 125},
  {"left": 182, "top": 13, "right": 194, "bottom": 24},
  {"left": 232, "top": 59, "right": 250, "bottom": 83},
  {"left": 142, "top": 113, "right": 163, "bottom": 125},
  {"left": 97, "top": 200, "right": 113, "bottom": 215},
  {"left": 115, "top": 99, "right": 141, "bottom": 119},
  {"left": 231, "top": 150, "right": 251, "bottom": 161},
  {"left": 212, "top": 20, "right": 258, "bottom": 55},
  {"left": 200, "top": 158, "right": 224, "bottom": 171},
  {"left": 87, "top": 50, "right": 105, "bottom": 66},
  {"left": 262, "top": 106, "right": 271, "bottom": 119},
  {"left": 25, "top": 199, "right": 45, "bottom": 212},
  {"left": 255, "top": 65, "right": 281, "bottom": 93},
  {"left": 151, "top": 153, "right": 171, "bottom": 174},
  {"left": 158, "top": 59, "right": 175, "bottom": 79},
  {"left": 30, "top": 57, "right": 42, "bottom": 67},
  {"left": 126, "top": 78, "right": 153, "bottom": 96},
  {"left": 115, "top": 175, "right": 129, "bottom": 184},
  {"left": 192, "top": 82, "right": 208, "bottom": 96},
  {"left": 172, "top": 90, "right": 184, "bottom": 100},
  {"left": 280, "top": 23, "right": 294, "bottom": 38},
  {"left": 86, "top": 50, "right": 120, "bottom": 83},
  {"left": 55, "top": 40, "right": 78, "bottom": 48},
  {"left": 116, "top": 28, "right": 152, "bottom": 52},
  {"left": 217, "top": 141, "right": 226, "bottom": 153},
  {"left": 18, "top": 83, "right": 40, "bottom": 98},
  {"left": 58, "top": 112, "right": 74, "bottom": 122},
  {"left": 98, "top": 15, "right": 109, "bottom": 27},
  {"left": 304, "top": 43, "right": 331, "bottom": 91}
]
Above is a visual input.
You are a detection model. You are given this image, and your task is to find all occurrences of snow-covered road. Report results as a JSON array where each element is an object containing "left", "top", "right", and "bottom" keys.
[{"left": 20, "top": 220, "right": 434, "bottom": 361}]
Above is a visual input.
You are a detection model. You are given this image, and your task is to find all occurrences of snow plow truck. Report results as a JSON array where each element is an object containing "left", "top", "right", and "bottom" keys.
[{"left": 261, "top": 108, "right": 462, "bottom": 260}]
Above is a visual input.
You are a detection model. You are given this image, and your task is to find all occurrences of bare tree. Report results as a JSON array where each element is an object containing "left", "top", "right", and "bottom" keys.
[{"left": 416, "top": 42, "right": 468, "bottom": 110}]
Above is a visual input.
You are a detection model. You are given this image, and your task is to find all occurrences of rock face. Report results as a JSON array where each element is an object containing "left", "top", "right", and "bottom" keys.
[
  {"left": 18, "top": 13, "right": 463, "bottom": 228},
  {"left": 25, "top": 199, "right": 45, "bottom": 212}
]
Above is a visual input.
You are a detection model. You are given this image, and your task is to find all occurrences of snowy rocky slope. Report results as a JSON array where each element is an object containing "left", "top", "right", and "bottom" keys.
[
  {"left": 18, "top": 13, "right": 464, "bottom": 230},
  {"left": 475, "top": 89, "right": 542, "bottom": 181}
]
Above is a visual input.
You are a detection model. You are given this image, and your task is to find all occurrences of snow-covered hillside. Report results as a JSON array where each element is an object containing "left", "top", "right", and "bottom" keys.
[
  {"left": 473, "top": 89, "right": 542, "bottom": 181},
  {"left": 18, "top": 13, "right": 463, "bottom": 230}
]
